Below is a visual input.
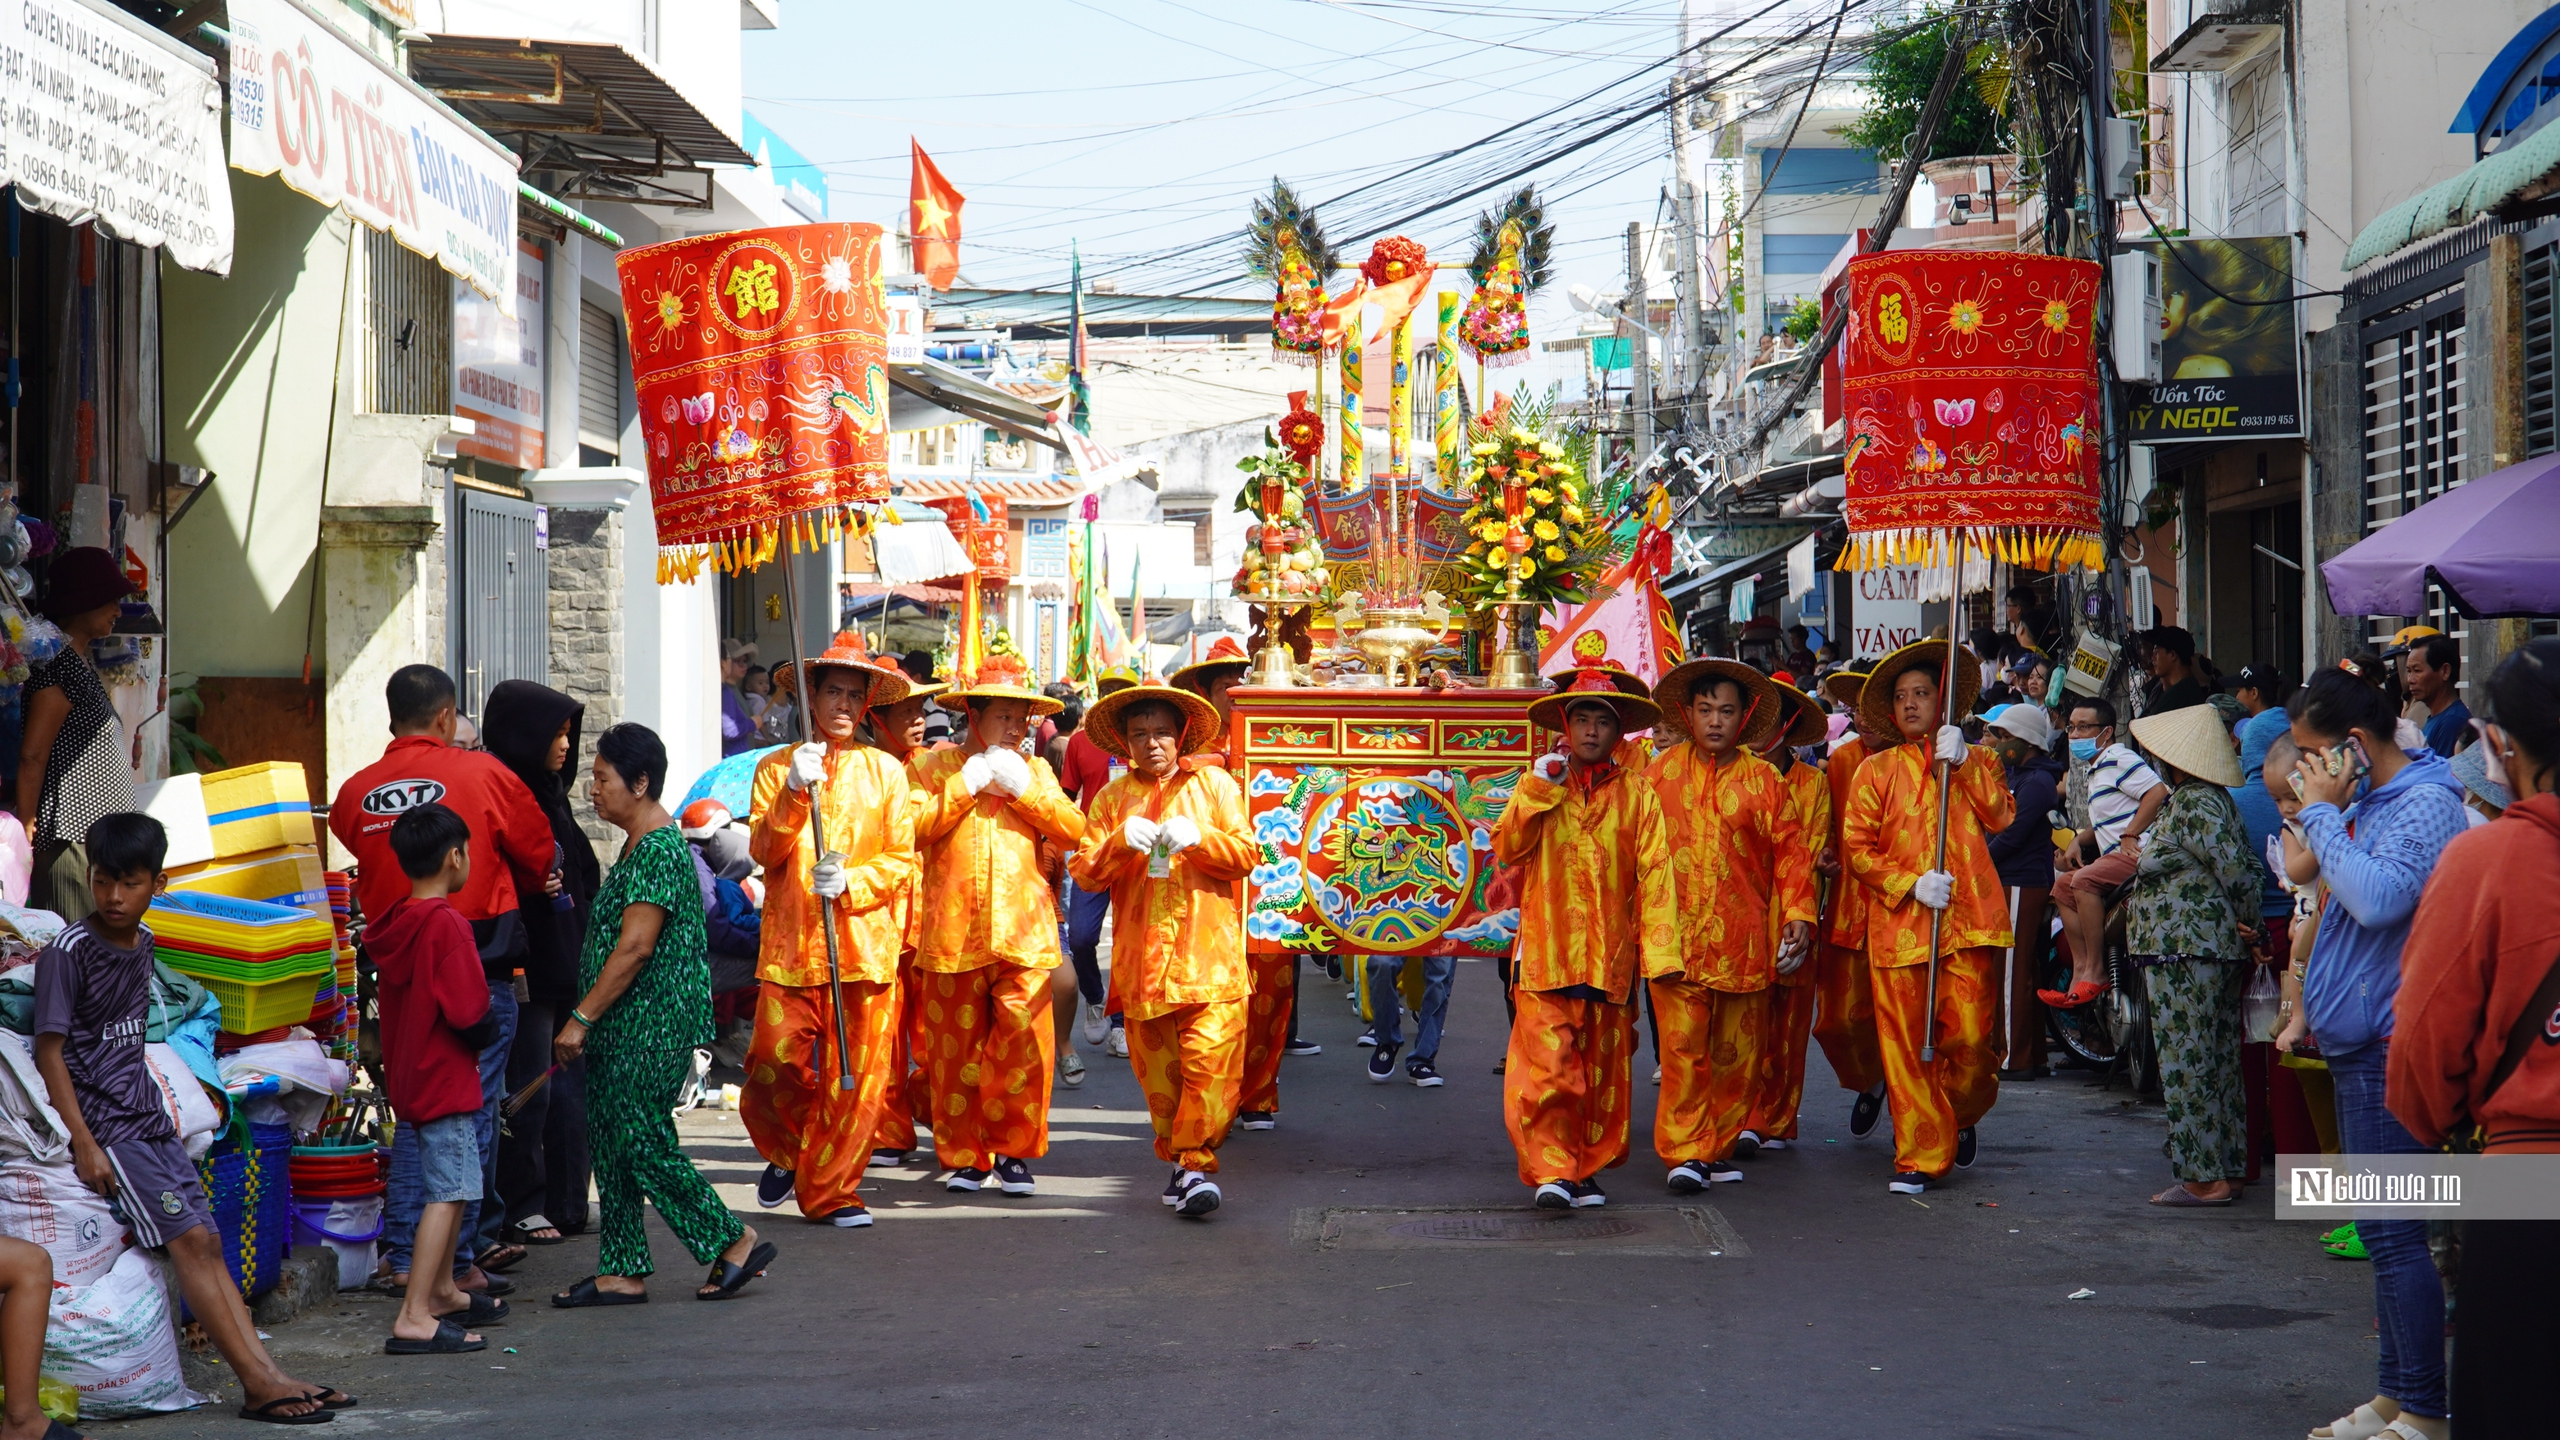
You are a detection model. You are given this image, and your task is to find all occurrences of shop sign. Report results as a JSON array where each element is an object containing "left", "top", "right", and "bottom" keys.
[
  {"left": 453, "top": 241, "right": 546, "bottom": 469},
  {"left": 1849, "top": 564, "right": 1925, "bottom": 658},
  {"left": 2123, "top": 236, "right": 2303, "bottom": 442},
  {"left": 226, "top": 0, "right": 518, "bottom": 314},
  {"left": 0, "top": 0, "right": 233, "bottom": 272}
]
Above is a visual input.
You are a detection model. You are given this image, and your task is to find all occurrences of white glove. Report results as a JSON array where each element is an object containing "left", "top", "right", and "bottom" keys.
[
  {"left": 787, "top": 742, "right": 828, "bottom": 791},
  {"left": 1934, "top": 725, "right": 1968, "bottom": 768},
  {"left": 986, "top": 747, "right": 1031, "bottom": 798},
  {"left": 1161, "top": 815, "right": 1202, "bottom": 853},
  {"left": 1775, "top": 940, "right": 1809, "bottom": 976},
  {"left": 1123, "top": 816, "right": 1162, "bottom": 854},
  {"left": 1913, "top": 870, "right": 1954, "bottom": 911},
  {"left": 1532, "top": 753, "right": 1568, "bottom": 783},
  {"left": 811, "top": 857, "right": 849, "bottom": 900},
  {"left": 961, "top": 753, "right": 995, "bottom": 796}
]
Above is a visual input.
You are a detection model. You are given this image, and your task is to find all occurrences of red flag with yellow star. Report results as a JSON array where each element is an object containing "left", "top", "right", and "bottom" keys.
[{"left": 910, "top": 140, "right": 964, "bottom": 289}]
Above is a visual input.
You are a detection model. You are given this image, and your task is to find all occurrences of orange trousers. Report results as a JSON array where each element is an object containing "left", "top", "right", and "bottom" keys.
[
  {"left": 1748, "top": 978, "right": 1818, "bottom": 1140},
  {"left": 1126, "top": 1000, "right": 1247, "bottom": 1172},
  {"left": 1813, "top": 938, "right": 1886, "bottom": 1096},
  {"left": 872, "top": 968, "right": 933, "bottom": 1154},
  {"left": 1504, "top": 989, "right": 1636, "bottom": 1186},
  {"left": 740, "top": 978, "right": 901, "bottom": 1217},
  {"left": 1238, "top": 952, "right": 1295, "bottom": 1115},
  {"left": 914, "top": 964, "right": 1056, "bottom": 1171},
  {"left": 1870, "top": 948, "right": 2000, "bottom": 1177},
  {"left": 1650, "top": 978, "right": 1766, "bottom": 1165}
]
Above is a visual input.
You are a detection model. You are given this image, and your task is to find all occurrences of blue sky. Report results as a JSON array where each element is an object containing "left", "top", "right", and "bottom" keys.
[{"left": 738, "top": 0, "right": 1720, "bottom": 396}]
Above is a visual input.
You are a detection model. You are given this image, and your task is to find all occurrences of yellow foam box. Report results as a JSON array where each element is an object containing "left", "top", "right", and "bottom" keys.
[
  {"left": 200, "top": 761, "right": 315, "bottom": 857},
  {"left": 166, "top": 843, "right": 328, "bottom": 916}
]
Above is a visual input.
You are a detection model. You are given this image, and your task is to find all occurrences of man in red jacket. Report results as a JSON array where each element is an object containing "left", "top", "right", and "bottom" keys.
[
  {"left": 331, "top": 665, "right": 553, "bottom": 1289},
  {"left": 370, "top": 802, "right": 503, "bottom": 1353}
]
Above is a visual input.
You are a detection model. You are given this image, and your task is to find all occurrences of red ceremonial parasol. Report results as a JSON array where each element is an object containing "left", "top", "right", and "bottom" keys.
[
  {"left": 615, "top": 221, "right": 902, "bottom": 1091},
  {"left": 1836, "top": 249, "right": 2105, "bottom": 1056}
]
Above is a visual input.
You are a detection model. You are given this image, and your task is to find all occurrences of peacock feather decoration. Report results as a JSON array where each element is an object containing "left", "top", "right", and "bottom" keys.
[
  {"left": 1458, "top": 186, "right": 1554, "bottom": 367},
  {"left": 1246, "top": 179, "right": 1340, "bottom": 366}
]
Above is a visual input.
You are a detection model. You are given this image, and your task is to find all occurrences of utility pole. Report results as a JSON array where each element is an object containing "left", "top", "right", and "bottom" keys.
[
  {"left": 1669, "top": 7, "right": 1705, "bottom": 435},
  {"left": 1627, "top": 221, "right": 1653, "bottom": 473}
]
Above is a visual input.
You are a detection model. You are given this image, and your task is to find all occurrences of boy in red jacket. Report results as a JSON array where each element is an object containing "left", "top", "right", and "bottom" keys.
[{"left": 371, "top": 803, "right": 505, "bottom": 1355}]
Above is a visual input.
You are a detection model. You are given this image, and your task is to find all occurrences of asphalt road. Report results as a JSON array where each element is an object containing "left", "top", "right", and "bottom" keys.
[{"left": 104, "top": 960, "right": 2377, "bottom": 1438}]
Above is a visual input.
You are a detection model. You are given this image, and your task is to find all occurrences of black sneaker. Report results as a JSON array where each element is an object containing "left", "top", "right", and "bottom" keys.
[
  {"left": 1888, "top": 1172, "right": 1927, "bottom": 1195},
  {"left": 1569, "top": 1178, "right": 1607, "bottom": 1208},
  {"left": 1367, "top": 1043, "right": 1400, "bottom": 1082},
  {"left": 868, "top": 1149, "right": 907, "bottom": 1170},
  {"left": 1285, "top": 1038, "right": 1323, "bottom": 1056},
  {"left": 1707, "top": 1161, "right": 1744, "bottom": 1184},
  {"left": 826, "top": 1202, "right": 872, "bottom": 1228},
  {"left": 1849, "top": 1085, "right": 1886, "bottom": 1138},
  {"left": 993, "top": 1157, "right": 1035, "bottom": 1195},
  {"left": 1407, "top": 1060, "right": 1442, "bottom": 1088},
  {"left": 946, "top": 1167, "right": 989, "bottom": 1193},
  {"left": 1173, "top": 1170, "right": 1222, "bottom": 1218},
  {"left": 1666, "top": 1160, "right": 1709, "bottom": 1195},
  {"left": 1954, "top": 1127, "right": 1978, "bottom": 1169},
  {"left": 1162, "top": 1166, "right": 1185, "bottom": 1207},
  {"left": 1533, "top": 1181, "right": 1575, "bottom": 1210},
  {"left": 1237, "top": 1110, "right": 1277, "bottom": 1131},
  {"left": 755, "top": 1164, "right": 794, "bottom": 1209},
  {"left": 1732, "top": 1129, "right": 1762, "bottom": 1160}
]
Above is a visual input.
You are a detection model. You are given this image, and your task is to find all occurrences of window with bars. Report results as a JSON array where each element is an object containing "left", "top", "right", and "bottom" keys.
[
  {"left": 361, "top": 229, "right": 453, "bottom": 415},
  {"left": 2359, "top": 295, "right": 2468, "bottom": 678},
  {"left": 2527, "top": 243, "right": 2557, "bottom": 459}
]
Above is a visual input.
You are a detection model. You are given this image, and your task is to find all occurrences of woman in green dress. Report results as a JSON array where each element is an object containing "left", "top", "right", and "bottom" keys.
[{"left": 551, "top": 723, "right": 777, "bottom": 1306}]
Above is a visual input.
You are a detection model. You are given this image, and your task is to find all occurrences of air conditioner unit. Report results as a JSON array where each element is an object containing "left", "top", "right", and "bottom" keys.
[
  {"left": 2103, "top": 116, "right": 2143, "bottom": 197},
  {"left": 2111, "top": 250, "right": 2163, "bottom": 382}
]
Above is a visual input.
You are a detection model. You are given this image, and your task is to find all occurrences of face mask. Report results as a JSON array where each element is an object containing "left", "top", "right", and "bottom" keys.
[{"left": 2069, "top": 737, "right": 2098, "bottom": 762}]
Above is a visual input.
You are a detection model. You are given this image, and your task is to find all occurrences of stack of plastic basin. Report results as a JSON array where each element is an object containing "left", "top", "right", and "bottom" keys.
[{"left": 149, "top": 892, "right": 335, "bottom": 1035}]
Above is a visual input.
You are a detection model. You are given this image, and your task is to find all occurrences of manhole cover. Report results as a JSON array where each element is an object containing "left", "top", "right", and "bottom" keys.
[
  {"left": 1295, "top": 1205, "right": 1748, "bottom": 1256},
  {"left": 1391, "top": 1214, "right": 1644, "bottom": 1243}
]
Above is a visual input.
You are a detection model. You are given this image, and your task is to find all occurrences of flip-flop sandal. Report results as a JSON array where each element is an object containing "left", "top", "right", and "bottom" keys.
[
  {"left": 2149, "top": 1184, "right": 2234, "bottom": 1207},
  {"left": 509, "top": 1215, "right": 567, "bottom": 1246},
  {"left": 384, "top": 1319, "right": 484, "bottom": 1355},
  {"left": 2036, "top": 980, "right": 2110, "bottom": 1009},
  {"left": 236, "top": 1394, "right": 334, "bottom": 1424},
  {"left": 552, "top": 1276, "right": 648, "bottom": 1308},
  {"left": 302, "top": 1388, "right": 359, "bottom": 1411},
  {"left": 476, "top": 1243, "right": 529, "bottom": 1273},
  {"left": 464, "top": 1272, "right": 517, "bottom": 1299},
  {"left": 436, "top": 1293, "right": 510, "bottom": 1325},
  {"left": 696, "top": 1240, "right": 778, "bottom": 1301}
]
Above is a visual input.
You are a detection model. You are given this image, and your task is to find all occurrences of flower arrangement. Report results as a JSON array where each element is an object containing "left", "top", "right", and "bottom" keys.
[
  {"left": 1231, "top": 431, "right": 1330, "bottom": 602},
  {"left": 1453, "top": 419, "right": 1606, "bottom": 608},
  {"left": 1359, "top": 235, "right": 1430, "bottom": 288}
]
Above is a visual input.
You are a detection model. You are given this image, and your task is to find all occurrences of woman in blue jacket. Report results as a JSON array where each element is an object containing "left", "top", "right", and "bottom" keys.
[{"left": 2286, "top": 668, "right": 2468, "bottom": 1440}]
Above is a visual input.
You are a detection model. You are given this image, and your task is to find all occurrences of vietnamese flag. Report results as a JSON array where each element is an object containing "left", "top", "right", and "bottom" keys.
[{"left": 910, "top": 140, "right": 965, "bottom": 289}]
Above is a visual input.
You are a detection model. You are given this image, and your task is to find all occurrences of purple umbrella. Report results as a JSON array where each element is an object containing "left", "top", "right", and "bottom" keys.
[{"left": 2321, "top": 454, "right": 2560, "bottom": 618}]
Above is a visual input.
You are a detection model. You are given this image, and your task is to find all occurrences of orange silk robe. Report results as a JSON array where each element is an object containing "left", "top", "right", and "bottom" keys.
[
  {"left": 1841, "top": 741, "right": 2016, "bottom": 966},
  {"left": 1770, "top": 758, "right": 1831, "bottom": 987},
  {"left": 750, "top": 742, "right": 919, "bottom": 986},
  {"left": 908, "top": 747, "right": 1087, "bottom": 972},
  {"left": 1066, "top": 761, "right": 1258, "bottom": 1021},
  {"left": 1642, "top": 744, "right": 1815, "bottom": 992},
  {"left": 1824, "top": 736, "right": 1873, "bottom": 946},
  {"left": 1489, "top": 767, "right": 1679, "bottom": 1002}
]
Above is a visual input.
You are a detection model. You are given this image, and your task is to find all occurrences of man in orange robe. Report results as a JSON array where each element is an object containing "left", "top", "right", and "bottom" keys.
[
  {"left": 1495, "top": 655, "right": 1678, "bottom": 1210},
  {"left": 1067, "top": 684, "right": 1258, "bottom": 1218},
  {"left": 910, "top": 654, "right": 1086, "bottom": 1196},
  {"left": 1744, "top": 675, "right": 1832, "bottom": 1150},
  {"left": 1642, "top": 659, "right": 1814, "bottom": 1191},
  {"left": 866, "top": 677, "right": 947, "bottom": 1166},
  {"left": 741, "top": 634, "right": 920, "bottom": 1228},
  {"left": 1815, "top": 661, "right": 1889, "bottom": 1138},
  {"left": 1841, "top": 641, "right": 2014, "bottom": 1195}
]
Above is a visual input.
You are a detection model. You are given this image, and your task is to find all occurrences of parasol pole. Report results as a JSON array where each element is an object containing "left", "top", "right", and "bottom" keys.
[
  {"left": 779, "top": 555, "right": 860, "bottom": 1093},
  {"left": 1919, "top": 531, "right": 1965, "bottom": 1063}
]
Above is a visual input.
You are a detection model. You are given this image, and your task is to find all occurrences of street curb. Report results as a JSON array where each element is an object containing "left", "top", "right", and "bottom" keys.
[{"left": 251, "top": 1251, "right": 346, "bottom": 1328}]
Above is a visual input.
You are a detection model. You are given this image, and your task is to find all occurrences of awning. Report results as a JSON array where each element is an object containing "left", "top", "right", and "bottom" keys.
[
  {"left": 409, "top": 34, "right": 753, "bottom": 210},
  {"left": 892, "top": 474, "right": 1084, "bottom": 505},
  {"left": 2321, "top": 453, "right": 2560, "bottom": 618},
  {"left": 2344, "top": 121, "right": 2560, "bottom": 269},
  {"left": 1, "top": 0, "right": 231, "bottom": 273},
  {"left": 226, "top": 0, "right": 520, "bottom": 311},
  {"left": 842, "top": 582, "right": 963, "bottom": 603},
  {"left": 887, "top": 360, "right": 1064, "bottom": 450},
  {"left": 868, "top": 517, "right": 976, "bottom": 585}
]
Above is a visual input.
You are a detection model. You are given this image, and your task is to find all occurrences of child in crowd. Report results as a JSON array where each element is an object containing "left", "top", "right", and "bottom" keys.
[
  {"left": 31, "top": 814, "right": 349, "bottom": 1424},
  {"left": 370, "top": 803, "right": 508, "bottom": 1355}
]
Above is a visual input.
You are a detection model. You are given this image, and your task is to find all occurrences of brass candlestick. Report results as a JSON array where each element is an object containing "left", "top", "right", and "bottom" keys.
[
  {"left": 1248, "top": 595, "right": 1311, "bottom": 687},
  {"left": 1486, "top": 600, "right": 1540, "bottom": 689}
]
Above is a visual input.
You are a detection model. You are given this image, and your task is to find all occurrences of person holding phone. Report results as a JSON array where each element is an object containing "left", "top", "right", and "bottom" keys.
[{"left": 2284, "top": 668, "right": 2468, "bottom": 1440}]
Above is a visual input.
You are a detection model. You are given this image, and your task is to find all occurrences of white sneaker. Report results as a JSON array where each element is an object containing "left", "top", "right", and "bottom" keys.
[
  {"left": 1081, "top": 1002, "right": 1109, "bottom": 1046},
  {"left": 1106, "top": 1027, "right": 1129, "bottom": 1058}
]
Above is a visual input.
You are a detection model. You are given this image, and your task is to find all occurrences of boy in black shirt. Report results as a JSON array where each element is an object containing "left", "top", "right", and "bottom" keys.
[{"left": 33, "top": 814, "right": 350, "bottom": 1425}]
